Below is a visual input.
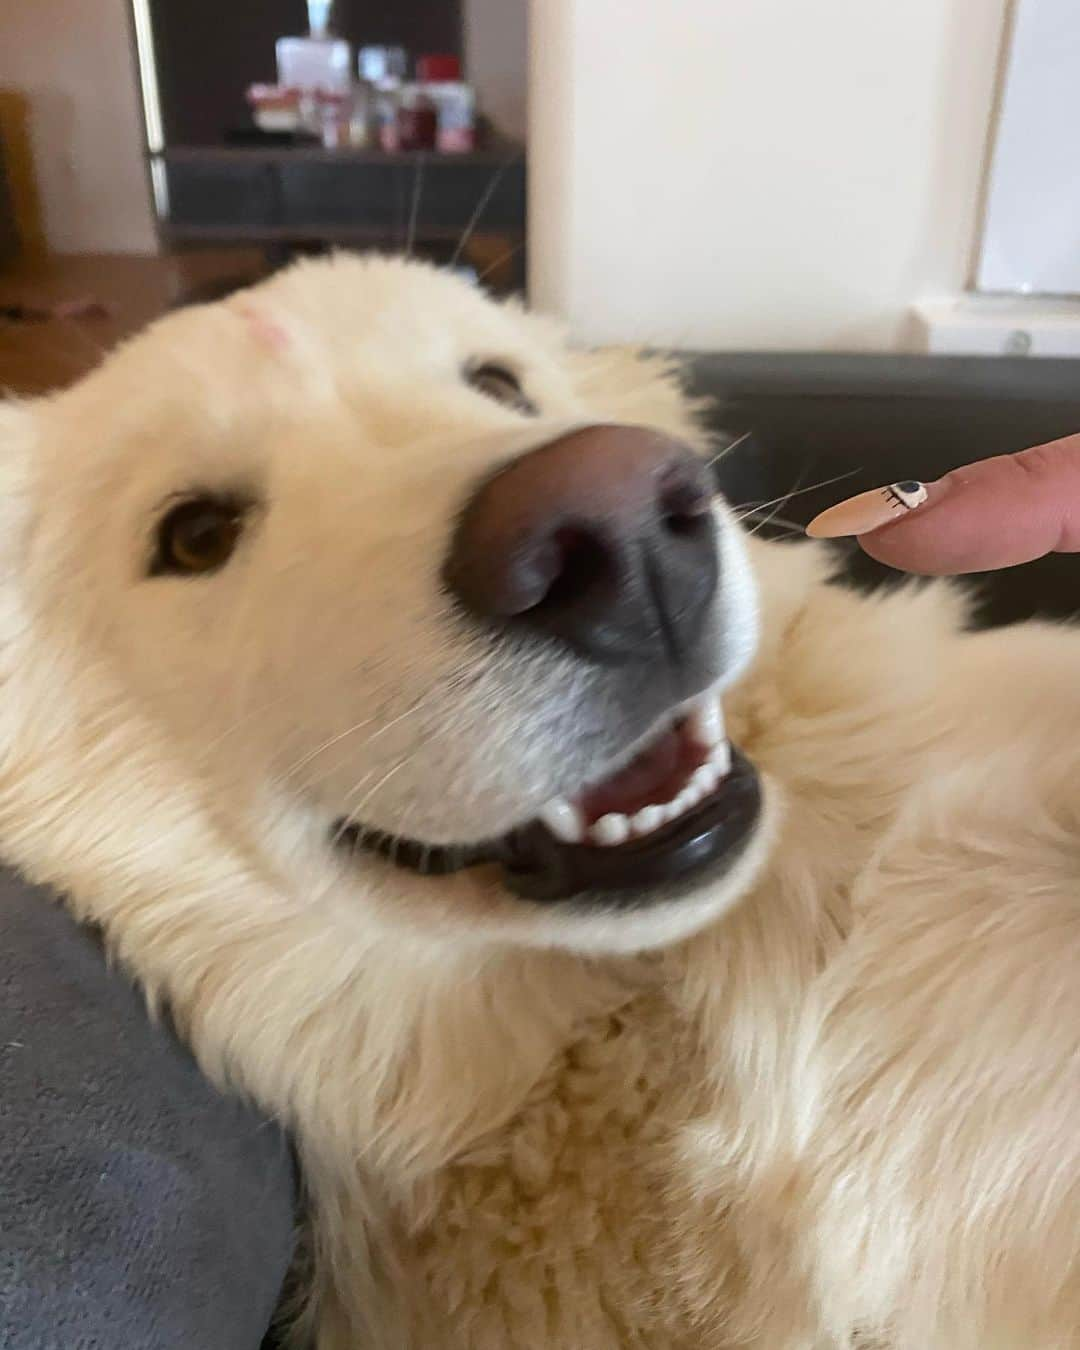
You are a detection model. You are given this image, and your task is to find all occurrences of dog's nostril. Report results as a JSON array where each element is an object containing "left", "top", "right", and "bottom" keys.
[
  {"left": 659, "top": 479, "right": 712, "bottom": 537},
  {"left": 533, "top": 527, "right": 616, "bottom": 613},
  {"left": 662, "top": 510, "right": 707, "bottom": 538}
]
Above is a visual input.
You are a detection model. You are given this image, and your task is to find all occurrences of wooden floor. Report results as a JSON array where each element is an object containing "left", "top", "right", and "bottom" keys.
[{"left": 0, "top": 250, "right": 268, "bottom": 397}]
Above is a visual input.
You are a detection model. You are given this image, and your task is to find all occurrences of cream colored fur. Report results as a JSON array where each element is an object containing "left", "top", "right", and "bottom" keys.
[{"left": 2, "top": 256, "right": 1079, "bottom": 1348}]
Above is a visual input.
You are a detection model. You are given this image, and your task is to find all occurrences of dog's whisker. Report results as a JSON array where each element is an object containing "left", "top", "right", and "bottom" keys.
[
  {"left": 405, "top": 151, "right": 426, "bottom": 260},
  {"left": 329, "top": 771, "right": 380, "bottom": 849},
  {"left": 705, "top": 429, "right": 754, "bottom": 469},
  {"left": 327, "top": 724, "right": 429, "bottom": 848},
  {"left": 744, "top": 495, "right": 805, "bottom": 538},
  {"left": 204, "top": 650, "right": 408, "bottom": 757},
  {"left": 450, "top": 154, "right": 520, "bottom": 272},
  {"left": 339, "top": 759, "right": 410, "bottom": 838},
  {"left": 736, "top": 508, "right": 806, "bottom": 535},
  {"left": 290, "top": 705, "right": 441, "bottom": 809},
  {"left": 273, "top": 684, "right": 441, "bottom": 794},
  {"left": 745, "top": 517, "right": 809, "bottom": 540},
  {"left": 474, "top": 241, "right": 524, "bottom": 288},
  {"left": 732, "top": 468, "right": 862, "bottom": 525},
  {"left": 273, "top": 715, "right": 381, "bottom": 792},
  {"left": 390, "top": 800, "right": 420, "bottom": 870},
  {"left": 202, "top": 688, "right": 298, "bottom": 755}
]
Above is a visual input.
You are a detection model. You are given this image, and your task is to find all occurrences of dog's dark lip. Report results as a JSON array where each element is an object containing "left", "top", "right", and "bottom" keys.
[{"left": 332, "top": 746, "right": 761, "bottom": 904}]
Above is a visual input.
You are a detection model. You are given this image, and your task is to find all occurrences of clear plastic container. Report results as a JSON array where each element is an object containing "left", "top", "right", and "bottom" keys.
[{"left": 276, "top": 36, "right": 353, "bottom": 96}]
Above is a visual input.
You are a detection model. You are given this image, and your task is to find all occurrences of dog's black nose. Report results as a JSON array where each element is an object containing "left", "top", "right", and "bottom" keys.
[{"left": 443, "top": 425, "right": 719, "bottom": 665}]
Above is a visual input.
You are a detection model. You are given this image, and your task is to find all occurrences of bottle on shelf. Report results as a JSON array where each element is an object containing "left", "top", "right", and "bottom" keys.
[
  {"left": 275, "top": 0, "right": 352, "bottom": 139},
  {"left": 415, "top": 54, "right": 477, "bottom": 153},
  {"left": 358, "top": 46, "right": 408, "bottom": 152},
  {"left": 397, "top": 84, "right": 438, "bottom": 151}
]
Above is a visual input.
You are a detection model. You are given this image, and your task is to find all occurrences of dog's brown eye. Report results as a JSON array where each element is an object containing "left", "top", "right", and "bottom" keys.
[
  {"left": 466, "top": 361, "right": 536, "bottom": 416},
  {"left": 151, "top": 497, "right": 247, "bottom": 577}
]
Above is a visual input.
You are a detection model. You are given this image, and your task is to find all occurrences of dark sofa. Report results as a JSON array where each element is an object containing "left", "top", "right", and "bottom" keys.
[{"left": 3, "top": 352, "right": 1079, "bottom": 1349}]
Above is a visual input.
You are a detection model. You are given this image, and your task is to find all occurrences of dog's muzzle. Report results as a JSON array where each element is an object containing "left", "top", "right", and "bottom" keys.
[{"left": 337, "top": 424, "right": 762, "bottom": 902}]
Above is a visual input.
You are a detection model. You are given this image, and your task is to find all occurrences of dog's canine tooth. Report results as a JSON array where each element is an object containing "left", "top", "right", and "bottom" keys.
[
  {"left": 710, "top": 739, "right": 732, "bottom": 777},
  {"left": 538, "top": 798, "right": 584, "bottom": 844},
  {"left": 592, "top": 813, "right": 631, "bottom": 846},
  {"left": 689, "top": 691, "right": 725, "bottom": 748}
]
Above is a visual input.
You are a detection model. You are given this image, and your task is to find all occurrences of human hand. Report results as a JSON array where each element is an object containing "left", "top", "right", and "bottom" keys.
[{"left": 805, "top": 433, "right": 1080, "bottom": 574}]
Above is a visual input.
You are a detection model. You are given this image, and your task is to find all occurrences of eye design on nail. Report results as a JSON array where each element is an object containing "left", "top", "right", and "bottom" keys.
[{"left": 883, "top": 481, "right": 928, "bottom": 511}]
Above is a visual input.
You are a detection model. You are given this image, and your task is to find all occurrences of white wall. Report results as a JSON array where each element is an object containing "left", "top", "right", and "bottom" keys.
[
  {"left": 530, "top": 0, "right": 1010, "bottom": 351},
  {"left": 464, "top": 0, "right": 528, "bottom": 142},
  {"left": 0, "top": 0, "right": 157, "bottom": 254}
]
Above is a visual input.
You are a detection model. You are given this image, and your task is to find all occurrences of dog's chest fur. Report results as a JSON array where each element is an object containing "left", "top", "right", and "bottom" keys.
[{"left": 392, "top": 987, "right": 714, "bottom": 1349}]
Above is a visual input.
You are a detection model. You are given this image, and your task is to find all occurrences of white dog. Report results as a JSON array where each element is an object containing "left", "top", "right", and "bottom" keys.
[{"left": 2, "top": 255, "right": 1078, "bottom": 1349}]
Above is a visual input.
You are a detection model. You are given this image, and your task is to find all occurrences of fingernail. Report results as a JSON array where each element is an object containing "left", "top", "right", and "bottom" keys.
[{"left": 806, "top": 481, "right": 930, "bottom": 539}]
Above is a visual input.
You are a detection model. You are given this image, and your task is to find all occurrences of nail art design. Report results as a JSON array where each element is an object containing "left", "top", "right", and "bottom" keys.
[
  {"left": 883, "top": 481, "right": 928, "bottom": 511},
  {"left": 805, "top": 481, "right": 929, "bottom": 539}
]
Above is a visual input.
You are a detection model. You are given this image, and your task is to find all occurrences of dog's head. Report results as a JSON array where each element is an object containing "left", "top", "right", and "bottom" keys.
[{"left": 2, "top": 256, "right": 768, "bottom": 954}]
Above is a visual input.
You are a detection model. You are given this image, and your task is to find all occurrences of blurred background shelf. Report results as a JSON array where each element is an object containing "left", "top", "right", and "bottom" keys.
[{"left": 155, "top": 142, "right": 526, "bottom": 288}]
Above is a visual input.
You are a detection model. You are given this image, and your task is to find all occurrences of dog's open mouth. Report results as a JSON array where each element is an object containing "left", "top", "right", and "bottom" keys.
[{"left": 334, "top": 690, "right": 761, "bottom": 903}]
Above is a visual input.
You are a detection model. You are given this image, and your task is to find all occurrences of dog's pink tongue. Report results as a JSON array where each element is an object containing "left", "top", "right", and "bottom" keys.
[{"left": 579, "top": 723, "right": 705, "bottom": 825}]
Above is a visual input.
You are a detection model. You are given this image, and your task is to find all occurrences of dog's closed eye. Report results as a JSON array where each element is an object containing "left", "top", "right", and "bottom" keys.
[
  {"left": 149, "top": 495, "right": 251, "bottom": 578},
  {"left": 465, "top": 361, "right": 537, "bottom": 417}
]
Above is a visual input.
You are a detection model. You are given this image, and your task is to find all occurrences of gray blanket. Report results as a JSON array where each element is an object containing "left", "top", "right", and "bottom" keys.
[{"left": 0, "top": 869, "right": 297, "bottom": 1349}]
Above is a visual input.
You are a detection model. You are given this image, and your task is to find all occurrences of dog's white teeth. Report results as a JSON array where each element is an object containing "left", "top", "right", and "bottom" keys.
[
  {"left": 544, "top": 701, "right": 736, "bottom": 849},
  {"left": 693, "top": 762, "right": 720, "bottom": 794},
  {"left": 581, "top": 754, "right": 736, "bottom": 847},
  {"left": 672, "top": 788, "right": 696, "bottom": 816},
  {"left": 591, "top": 813, "right": 631, "bottom": 846},
  {"left": 631, "top": 804, "right": 665, "bottom": 837},
  {"left": 538, "top": 797, "right": 585, "bottom": 845},
  {"left": 710, "top": 738, "right": 732, "bottom": 778},
  {"left": 689, "top": 691, "right": 725, "bottom": 748}
]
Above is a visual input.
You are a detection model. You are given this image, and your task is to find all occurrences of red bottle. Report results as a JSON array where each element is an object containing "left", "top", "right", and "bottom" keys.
[
  {"left": 416, "top": 54, "right": 461, "bottom": 83},
  {"left": 397, "top": 85, "right": 437, "bottom": 150}
]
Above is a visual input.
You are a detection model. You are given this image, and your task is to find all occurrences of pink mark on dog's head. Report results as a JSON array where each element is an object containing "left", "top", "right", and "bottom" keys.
[{"left": 232, "top": 300, "right": 291, "bottom": 355}]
